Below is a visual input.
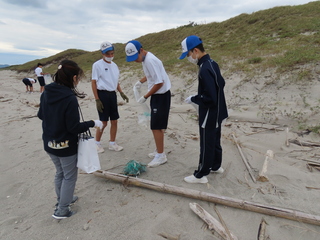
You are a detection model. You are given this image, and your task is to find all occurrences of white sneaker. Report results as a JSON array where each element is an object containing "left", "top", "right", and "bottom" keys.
[
  {"left": 211, "top": 167, "right": 224, "bottom": 174},
  {"left": 147, "top": 154, "right": 167, "bottom": 167},
  {"left": 109, "top": 143, "right": 123, "bottom": 152},
  {"left": 148, "top": 150, "right": 157, "bottom": 158},
  {"left": 184, "top": 175, "right": 208, "bottom": 184},
  {"left": 96, "top": 144, "right": 104, "bottom": 153}
]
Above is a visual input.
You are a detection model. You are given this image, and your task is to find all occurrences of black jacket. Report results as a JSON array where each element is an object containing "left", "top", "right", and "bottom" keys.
[
  {"left": 37, "top": 82, "right": 94, "bottom": 157},
  {"left": 191, "top": 54, "right": 228, "bottom": 129}
]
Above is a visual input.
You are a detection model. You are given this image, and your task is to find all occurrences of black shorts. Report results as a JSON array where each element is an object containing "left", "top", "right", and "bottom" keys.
[
  {"left": 97, "top": 90, "right": 119, "bottom": 121},
  {"left": 37, "top": 76, "right": 45, "bottom": 86},
  {"left": 22, "top": 78, "right": 32, "bottom": 86},
  {"left": 150, "top": 90, "right": 171, "bottom": 130}
]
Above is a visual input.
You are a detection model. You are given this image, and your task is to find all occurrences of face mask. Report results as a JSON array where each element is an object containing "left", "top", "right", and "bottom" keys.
[
  {"left": 187, "top": 55, "right": 198, "bottom": 64},
  {"left": 104, "top": 56, "right": 114, "bottom": 62}
]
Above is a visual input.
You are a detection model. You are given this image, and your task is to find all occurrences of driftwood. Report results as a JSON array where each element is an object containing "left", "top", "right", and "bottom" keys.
[
  {"left": 306, "top": 186, "right": 320, "bottom": 190},
  {"left": 296, "top": 158, "right": 320, "bottom": 165},
  {"left": 307, "top": 163, "right": 320, "bottom": 171},
  {"left": 257, "top": 218, "right": 267, "bottom": 240},
  {"left": 289, "top": 139, "right": 320, "bottom": 148},
  {"left": 93, "top": 170, "right": 320, "bottom": 226},
  {"left": 257, "top": 150, "right": 274, "bottom": 182},
  {"left": 307, "top": 162, "right": 320, "bottom": 168},
  {"left": 250, "top": 126, "right": 283, "bottom": 130},
  {"left": 213, "top": 205, "right": 232, "bottom": 240},
  {"left": 231, "top": 134, "right": 256, "bottom": 183},
  {"left": 178, "top": 114, "right": 187, "bottom": 123},
  {"left": 158, "top": 232, "right": 180, "bottom": 240},
  {"left": 189, "top": 203, "right": 238, "bottom": 240},
  {"left": 286, "top": 127, "right": 290, "bottom": 147},
  {"left": 21, "top": 115, "right": 38, "bottom": 120},
  {"left": 246, "top": 126, "right": 284, "bottom": 136},
  {"left": 0, "top": 98, "right": 13, "bottom": 102}
]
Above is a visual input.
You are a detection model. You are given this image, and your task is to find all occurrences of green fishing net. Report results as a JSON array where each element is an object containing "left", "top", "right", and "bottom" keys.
[{"left": 123, "top": 160, "right": 146, "bottom": 176}]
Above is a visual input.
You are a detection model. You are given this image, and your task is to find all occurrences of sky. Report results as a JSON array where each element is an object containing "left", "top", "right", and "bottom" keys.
[{"left": 0, "top": 0, "right": 314, "bottom": 65}]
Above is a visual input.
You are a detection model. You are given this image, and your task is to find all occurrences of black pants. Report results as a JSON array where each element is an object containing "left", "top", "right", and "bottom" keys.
[
  {"left": 150, "top": 90, "right": 171, "bottom": 130},
  {"left": 194, "top": 125, "right": 222, "bottom": 178},
  {"left": 22, "top": 78, "right": 32, "bottom": 86},
  {"left": 37, "top": 76, "right": 45, "bottom": 86},
  {"left": 97, "top": 90, "right": 119, "bottom": 121}
]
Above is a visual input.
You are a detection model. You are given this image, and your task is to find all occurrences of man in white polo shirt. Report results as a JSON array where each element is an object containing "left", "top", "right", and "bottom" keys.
[
  {"left": 91, "top": 41, "right": 129, "bottom": 153},
  {"left": 35, "top": 63, "right": 45, "bottom": 93}
]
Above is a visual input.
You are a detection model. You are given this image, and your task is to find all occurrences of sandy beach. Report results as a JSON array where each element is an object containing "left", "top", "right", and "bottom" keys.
[{"left": 1, "top": 67, "right": 320, "bottom": 240}]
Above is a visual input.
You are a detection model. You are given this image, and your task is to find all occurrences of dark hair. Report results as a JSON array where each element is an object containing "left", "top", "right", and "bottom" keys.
[
  {"left": 52, "top": 60, "right": 86, "bottom": 98},
  {"left": 37, "top": 63, "right": 43, "bottom": 67},
  {"left": 192, "top": 43, "right": 205, "bottom": 52}
]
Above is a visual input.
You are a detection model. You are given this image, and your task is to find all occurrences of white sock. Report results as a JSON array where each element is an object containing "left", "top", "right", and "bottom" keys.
[
  {"left": 109, "top": 141, "right": 115, "bottom": 145},
  {"left": 156, "top": 152, "right": 164, "bottom": 158},
  {"left": 95, "top": 141, "right": 101, "bottom": 145}
]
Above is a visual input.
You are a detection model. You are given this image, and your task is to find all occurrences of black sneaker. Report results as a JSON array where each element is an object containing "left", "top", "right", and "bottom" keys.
[{"left": 52, "top": 209, "right": 75, "bottom": 220}]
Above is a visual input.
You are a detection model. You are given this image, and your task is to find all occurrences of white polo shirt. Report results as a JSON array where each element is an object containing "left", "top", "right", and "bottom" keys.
[
  {"left": 142, "top": 52, "right": 171, "bottom": 94},
  {"left": 35, "top": 67, "right": 43, "bottom": 77},
  {"left": 92, "top": 59, "right": 119, "bottom": 91}
]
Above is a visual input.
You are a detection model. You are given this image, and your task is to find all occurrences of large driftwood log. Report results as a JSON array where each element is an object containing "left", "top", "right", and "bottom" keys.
[
  {"left": 93, "top": 170, "right": 320, "bottom": 226},
  {"left": 189, "top": 203, "right": 238, "bottom": 240},
  {"left": 231, "top": 134, "right": 256, "bottom": 183}
]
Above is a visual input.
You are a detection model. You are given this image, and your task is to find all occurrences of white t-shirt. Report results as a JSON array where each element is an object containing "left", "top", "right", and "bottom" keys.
[
  {"left": 142, "top": 52, "right": 171, "bottom": 94},
  {"left": 92, "top": 59, "right": 119, "bottom": 91},
  {"left": 28, "top": 78, "right": 36, "bottom": 83},
  {"left": 35, "top": 67, "right": 43, "bottom": 77}
]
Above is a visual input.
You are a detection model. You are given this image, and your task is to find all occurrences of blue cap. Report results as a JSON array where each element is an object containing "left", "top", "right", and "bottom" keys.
[
  {"left": 179, "top": 35, "right": 203, "bottom": 59},
  {"left": 125, "top": 40, "right": 142, "bottom": 62}
]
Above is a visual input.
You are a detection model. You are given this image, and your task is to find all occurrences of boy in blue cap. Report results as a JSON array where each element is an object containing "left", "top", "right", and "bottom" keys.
[
  {"left": 125, "top": 40, "right": 171, "bottom": 168},
  {"left": 179, "top": 35, "right": 228, "bottom": 184}
]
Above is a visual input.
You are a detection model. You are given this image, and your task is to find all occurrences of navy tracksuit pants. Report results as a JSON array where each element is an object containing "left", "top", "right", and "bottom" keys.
[{"left": 194, "top": 125, "right": 222, "bottom": 178}]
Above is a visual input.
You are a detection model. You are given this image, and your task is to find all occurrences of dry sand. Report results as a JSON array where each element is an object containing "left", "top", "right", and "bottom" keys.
[{"left": 1, "top": 67, "right": 320, "bottom": 240}]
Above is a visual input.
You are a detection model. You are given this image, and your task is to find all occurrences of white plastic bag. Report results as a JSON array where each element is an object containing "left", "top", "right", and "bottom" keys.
[
  {"left": 133, "top": 85, "right": 150, "bottom": 126},
  {"left": 77, "top": 134, "right": 101, "bottom": 173},
  {"left": 44, "top": 74, "right": 53, "bottom": 84}
]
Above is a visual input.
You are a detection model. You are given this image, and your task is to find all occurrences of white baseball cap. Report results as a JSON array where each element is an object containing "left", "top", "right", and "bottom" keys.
[{"left": 100, "top": 41, "right": 114, "bottom": 54}]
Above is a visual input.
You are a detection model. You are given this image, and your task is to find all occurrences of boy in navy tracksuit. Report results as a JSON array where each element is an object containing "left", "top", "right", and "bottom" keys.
[{"left": 179, "top": 35, "right": 228, "bottom": 184}]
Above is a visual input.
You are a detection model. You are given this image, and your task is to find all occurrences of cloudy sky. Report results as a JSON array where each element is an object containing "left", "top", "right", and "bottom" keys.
[{"left": 0, "top": 0, "right": 314, "bottom": 65}]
